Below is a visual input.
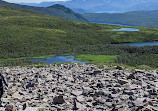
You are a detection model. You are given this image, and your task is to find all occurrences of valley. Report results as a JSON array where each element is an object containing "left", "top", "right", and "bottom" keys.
[
  {"left": 0, "top": 1, "right": 158, "bottom": 111},
  {"left": 0, "top": 6, "right": 158, "bottom": 68}
]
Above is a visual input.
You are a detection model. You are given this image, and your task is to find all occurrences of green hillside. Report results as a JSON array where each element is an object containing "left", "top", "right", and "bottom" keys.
[
  {"left": 0, "top": 0, "right": 87, "bottom": 22},
  {"left": 83, "top": 11, "right": 158, "bottom": 28},
  {"left": 0, "top": 6, "right": 158, "bottom": 68}
]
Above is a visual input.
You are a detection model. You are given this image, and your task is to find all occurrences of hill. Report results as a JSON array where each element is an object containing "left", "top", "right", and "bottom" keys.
[
  {"left": 83, "top": 10, "right": 158, "bottom": 28},
  {"left": 0, "top": 6, "right": 158, "bottom": 68},
  {"left": 0, "top": 0, "right": 87, "bottom": 22},
  {"left": 19, "top": 0, "right": 158, "bottom": 13}
]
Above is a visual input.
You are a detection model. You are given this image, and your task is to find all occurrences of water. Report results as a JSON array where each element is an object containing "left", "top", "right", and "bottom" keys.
[
  {"left": 97, "top": 22, "right": 129, "bottom": 26},
  {"left": 29, "top": 55, "right": 87, "bottom": 64},
  {"left": 96, "top": 11, "right": 126, "bottom": 14},
  {"left": 111, "top": 28, "right": 140, "bottom": 31},
  {"left": 119, "top": 41, "right": 158, "bottom": 47}
]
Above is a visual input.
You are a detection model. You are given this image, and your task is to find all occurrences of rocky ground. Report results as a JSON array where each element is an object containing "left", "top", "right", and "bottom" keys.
[{"left": 0, "top": 64, "right": 158, "bottom": 111}]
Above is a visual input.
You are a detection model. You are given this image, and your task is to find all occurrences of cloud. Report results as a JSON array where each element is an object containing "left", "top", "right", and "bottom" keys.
[{"left": 3, "top": 0, "right": 70, "bottom": 3}]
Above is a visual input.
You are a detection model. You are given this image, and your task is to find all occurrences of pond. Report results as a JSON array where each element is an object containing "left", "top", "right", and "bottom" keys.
[
  {"left": 119, "top": 41, "right": 158, "bottom": 47},
  {"left": 111, "top": 28, "right": 140, "bottom": 31},
  {"left": 29, "top": 55, "right": 87, "bottom": 64}
]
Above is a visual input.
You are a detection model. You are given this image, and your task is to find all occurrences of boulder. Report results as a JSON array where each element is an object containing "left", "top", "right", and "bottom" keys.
[
  {"left": 133, "top": 98, "right": 147, "bottom": 107},
  {"left": 88, "top": 70, "right": 101, "bottom": 75},
  {"left": 72, "top": 98, "right": 78, "bottom": 110},
  {"left": 93, "top": 70, "right": 102, "bottom": 75},
  {"left": 71, "top": 91, "right": 82, "bottom": 96},
  {"left": 85, "top": 97, "right": 93, "bottom": 102},
  {"left": 114, "top": 66, "right": 123, "bottom": 70},
  {"left": 53, "top": 95, "right": 65, "bottom": 104},
  {"left": 123, "top": 90, "right": 134, "bottom": 95},
  {"left": 118, "top": 79, "right": 129, "bottom": 85},
  {"left": 26, "top": 82, "right": 35, "bottom": 89},
  {"left": 127, "top": 74, "right": 136, "bottom": 79},
  {"left": 22, "top": 102, "right": 28, "bottom": 110},
  {"left": 77, "top": 95, "right": 84, "bottom": 102},
  {"left": 96, "top": 83, "right": 104, "bottom": 88},
  {"left": 24, "top": 107, "right": 39, "bottom": 111},
  {"left": 76, "top": 101, "right": 86, "bottom": 110},
  {"left": 5, "top": 104, "right": 15, "bottom": 111},
  {"left": 135, "top": 69, "right": 145, "bottom": 73},
  {"left": 0, "top": 108, "right": 5, "bottom": 111},
  {"left": 12, "top": 92, "right": 22, "bottom": 100}
]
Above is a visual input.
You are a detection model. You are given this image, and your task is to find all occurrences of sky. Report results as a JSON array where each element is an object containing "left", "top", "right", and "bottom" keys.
[{"left": 3, "top": 0, "right": 69, "bottom": 3}]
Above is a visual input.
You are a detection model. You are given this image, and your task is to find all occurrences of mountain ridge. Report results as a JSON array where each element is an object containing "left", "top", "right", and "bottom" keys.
[
  {"left": 0, "top": 0, "right": 88, "bottom": 22},
  {"left": 83, "top": 10, "right": 158, "bottom": 28},
  {"left": 18, "top": 0, "right": 158, "bottom": 13}
]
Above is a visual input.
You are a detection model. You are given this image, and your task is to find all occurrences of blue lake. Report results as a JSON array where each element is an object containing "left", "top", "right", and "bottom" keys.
[
  {"left": 119, "top": 41, "right": 158, "bottom": 47},
  {"left": 93, "top": 22, "right": 129, "bottom": 26},
  {"left": 96, "top": 11, "right": 126, "bottom": 14},
  {"left": 29, "top": 55, "right": 87, "bottom": 64},
  {"left": 111, "top": 28, "right": 139, "bottom": 31}
]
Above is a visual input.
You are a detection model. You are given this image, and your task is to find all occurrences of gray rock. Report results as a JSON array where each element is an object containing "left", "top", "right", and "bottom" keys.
[
  {"left": 123, "top": 90, "right": 134, "bottom": 95},
  {"left": 72, "top": 98, "right": 78, "bottom": 110},
  {"left": 115, "top": 66, "right": 123, "bottom": 70},
  {"left": 85, "top": 97, "right": 93, "bottom": 102},
  {"left": 22, "top": 102, "right": 28, "bottom": 110},
  {"left": 5, "top": 104, "right": 15, "bottom": 111},
  {"left": 127, "top": 74, "right": 136, "bottom": 79},
  {"left": 53, "top": 95, "right": 65, "bottom": 104},
  {"left": 118, "top": 79, "right": 129, "bottom": 85},
  {"left": 133, "top": 98, "right": 146, "bottom": 106},
  {"left": 135, "top": 69, "right": 145, "bottom": 73}
]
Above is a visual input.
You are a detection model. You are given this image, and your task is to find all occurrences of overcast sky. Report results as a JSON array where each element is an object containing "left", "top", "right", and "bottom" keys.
[{"left": 3, "top": 0, "right": 70, "bottom": 3}]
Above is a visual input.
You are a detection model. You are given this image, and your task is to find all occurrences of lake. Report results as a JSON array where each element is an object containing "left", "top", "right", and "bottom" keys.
[
  {"left": 111, "top": 28, "right": 139, "bottom": 31},
  {"left": 93, "top": 22, "right": 129, "bottom": 26},
  {"left": 119, "top": 41, "right": 158, "bottom": 47},
  {"left": 29, "top": 55, "right": 87, "bottom": 64},
  {"left": 96, "top": 11, "right": 126, "bottom": 14}
]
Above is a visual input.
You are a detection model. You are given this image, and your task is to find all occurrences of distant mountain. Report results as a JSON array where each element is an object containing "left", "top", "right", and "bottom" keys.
[
  {"left": 0, "top": 0, "right": 88, "bottom": 22},
  {"left": 20, "top": 1, "right": 87, "bottom": 14},
  {"left": 83, "top": 10, "right": 158, "bottom": 28},
  {"left": 20, "top": 1, "right": 56, "bottom": 7},
  {"left": 20, "top": 0, "right": 106, "bottom": 10},
  {"left": 19, "top": 0, "right": 158, "bottom": 13},
  {"left": 73, "top": 8, "right": 86, "bottom": 14}
]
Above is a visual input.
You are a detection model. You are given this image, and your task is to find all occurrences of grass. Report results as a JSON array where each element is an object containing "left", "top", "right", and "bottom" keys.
[
  {"left": 0, "top": 6, "right": 158, "bottom": 68},
  {"left": 76, "top": 55, "right": 117, "bottom": 63}
]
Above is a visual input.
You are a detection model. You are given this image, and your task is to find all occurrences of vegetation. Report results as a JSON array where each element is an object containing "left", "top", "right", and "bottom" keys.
[
  {"left": 0, "top": 6, "right": 158, "bottom": 68},
  {"left": 76, "top": 55, "right": 117, "bottom": 63},
  {"left": 0, "top": 0, "right": 87, "bottom": 22},
  {"left": 83, "top": 11, "right": 158, "bottom": 28}
]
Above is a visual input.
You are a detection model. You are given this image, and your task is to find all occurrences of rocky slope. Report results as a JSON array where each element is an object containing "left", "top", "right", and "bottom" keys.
[{"left": 0, "top": 64, "right": 158, "bottom": 111}]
